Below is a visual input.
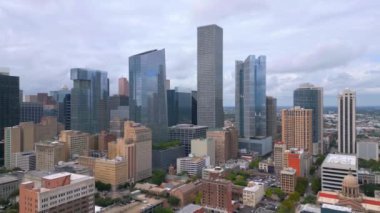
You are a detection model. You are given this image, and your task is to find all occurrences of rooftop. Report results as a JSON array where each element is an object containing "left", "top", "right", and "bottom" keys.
[
  {"left": 322, "top": 154, "right": 357, "bottom": 168},
  {"left": 178, "top": 204, "right": 203, "bottom": 213},
  {"left": 169, "top": 124, "right": 207, "bottom": 129},
  {"left": 0, "top": 175, "right": 19, "bottom": 184},
  {"left": 281, "top": 167, "right": 296, "bottom": 175},
  {"left": 322, "top": 203, "right": 352, "bottom": 212}
]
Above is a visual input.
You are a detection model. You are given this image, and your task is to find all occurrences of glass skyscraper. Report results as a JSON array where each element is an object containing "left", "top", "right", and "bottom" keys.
[
  {"left": 197, "top": 24, "right": 224, "bottom": 128},
  {"left": 167, "top": 88, "right": 193, "bottom": 126},
  {"left": 294, "top": 83, "right": 323, "bottom": 155},
  {"left": 129, "top": 49, "right": 168, "bottom": 143},
  {"left": 235, "top": 55, "right": 266, "bottom": 138},
  {"left": 70, "top": 68, "right": 109, "bottom": 134}
]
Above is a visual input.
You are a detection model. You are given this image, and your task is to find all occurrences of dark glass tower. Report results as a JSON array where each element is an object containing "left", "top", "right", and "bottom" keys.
[
  {"left": 70, "top": 68, "right": 109, "bottom": 133},
  {"left": 0, "top": 73, "right": 20, "bottom": 140},
  {"left": 167, "top": 88, "right": 193, "bottom": 126},
  {"left": 129, "top": 49, "right": 168, "bottom": 143}
]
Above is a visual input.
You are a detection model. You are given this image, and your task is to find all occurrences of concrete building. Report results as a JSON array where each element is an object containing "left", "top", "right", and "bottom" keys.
[
  {"left": 283, "top": 148, "right": 311, "bottom": 177},
  {"left": 258, "top": 158, "right": 275, "bottom": 173},
  {"left": 243, "top": 181, "right": 264, "bottom": 208},
  {"left": 294, "top": 83, "right": 323, "bottom": 155},
  {"left": 170, "top": 181, "right": 203, "bottom": 207},
  {"left": 35, "top": 141, "right": 65, "bottom": 171},
  {"left": 19, "top": 172, "right": 95, "bottom": 213},
  {"left": 207, "top": 126, "right": 238, "bottom": 165},
  {"left": 20, "top": 102, "right": 43, "bottom": 123},
  {"left": 274, "top": 141, "right": 286, "bottom": 172},
  {"left": 169, "top": 124, "right": 208, "bottom": 156},
  {"left": 97, "top": 131, "right": 116, "bottom": 154},
  {"left": 338, "top": 89, "right": 356, "bottom": 154},
  {"left": 197, "top": 24, "right": 224, "bottom": 128},
  {"left": 94, "top": 157, "right": 128, "bottom": 188},
  {"left": 177, "top": 156, "right": 207, "bottom": 177},
  {"left": 110, "top": 117, "right": 125, "bottom": 138},
  {"left": 266, "top": 96, "right": 277, "bottom": 140},
  {"left": 191, "top": 138, "right": 215, "bottom": 166},
  {"left": 202, "top": 167, "right": 225, "bottom": 180},
  {"left": 200, "top": 179, "right": 233, "bottom": 213},
  {"left": 282, "top": 107, "right": 313, "bottom": 154},
  {"left": 0, "top": 175, "right": 19, "bottom": 200},
  {"left": 152, "top": 145, "right": 186, "bottom": 170},
  {"left": 357, "top": 140, "right": 379, "bottom": 161},
  {"left": 321, "top": 153, "right": 358, "bottom": 191},
  {"left": 59, "top": 130, "right": 92, "bottom": 160},
  {"left": 118, "top": 77, "right": 129, "bottom": 96},
  {"left": 238, "top": 137, "right": 273, "bottom": 156},
  {"left": 11, "top": 151, "right": 36, "bottom": 171},
  {"left": 280, "top": 167, "right": 297, "bottom": 194}
]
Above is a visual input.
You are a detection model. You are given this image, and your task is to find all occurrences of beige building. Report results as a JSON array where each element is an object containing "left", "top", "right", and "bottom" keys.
[
  {"left": 243, "top": 181, "right": 264, "bottom": 207},
  {"left": 282, "top": 107, "right": 313, "bottom": 154},
  {"left": 280, "top": 167, "right": 297, "bottom": 194},
  {"left": 35, "top": 141, "right": 65, "bottom": 171},
  {"left": 191, "top": 138, "right": 215, "bottom": 166},
  {"left": 274, "top": 141, "right": 286, "bottom": 172},
  {"left": 94, "top": 157, "right": 128, "bottom": 188},
  {"left": 206, "top": 126, "right": 238, "bottom": 165},
  {"left": 4, "top": 116, "right": 63, "bottom": 169},
  {"left": 59, "top": 130, "right": 92, "bottom": 159}
]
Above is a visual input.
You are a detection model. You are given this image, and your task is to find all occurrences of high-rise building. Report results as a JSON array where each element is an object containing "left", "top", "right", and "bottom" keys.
[
  {"left": 118, "top": 77, "right": 129, "bottom": 96},
  {"left": 266, "top": 96, "right": 277, "bottom": 140},
  {"left": 0, "top": 73, "right": 20, "bottom": 140},
  {"left": 338, "top": 89, "right": 356, "bottom": 154},
  {"left": 20, "top": 102, "right": 43, "bottom": 123},
  {"left": 167, "top": 88, "right": 193, "bottom": 126},
  {"left": 94, "top": 157, "right": 128, "bottom": 188},
  {"left": 129, "top": 49, "right": 168, "bottom": 143},
  {"left": 280, "top": 168, "right": 296, "bottom": 194},
  {"left": 191, "top": 138, "right": 215, "bottom": 166},
  {"left": 200, "top": 179, "right": 233, "bottom": 213},
  {"left": 207, "top": 126, "right": 239, "bottom": 165},
  {"left": 191, "top": 91, "right": 197, "bottom": 125},
  {"left": 19, "top": 172, "right": 95, "bottom": 213},
  {"left": 169, "top": 124, "right": 208, "bottom": 156},
  {"left": 63, "top": 94, "right": 71, "bottom": 130},
  {"left": 235, "top": 55, "right": 266, "bottom": 138},
  {"left": 197, "top": 24, "right": 224, "bottom": 128},
  {"left": 11, "top": 151, "right": 36, "bottom": 171},
  {"left": 282, "top": 107, "right": 313, "bottom": 153},
  {"left": 35, "top": 141, "right": 65, "bottom": 171},
  {"left": 283, "top": 148, "right": 311, "bottom": 177},
  {"left": 274, "top": 141, "right": 286, "bottom": 172},
  {"left": 294, "top": 83, "right": 323, "bottom": 155},
  {"left": 70, "top": 68, "right": 109, "bottom": 134},
  {"left": 59, "top": 130, "right": 92, "bottom": 160},
  {"left": 50, "top": 86, "right": 70, "bottom": 125}
]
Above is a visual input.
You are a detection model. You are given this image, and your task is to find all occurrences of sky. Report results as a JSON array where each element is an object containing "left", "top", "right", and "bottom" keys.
[{"left": 1, "top": 0, "right": 380, "bottom": 106}]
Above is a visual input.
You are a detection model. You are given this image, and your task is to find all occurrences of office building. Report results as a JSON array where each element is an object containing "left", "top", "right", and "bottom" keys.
[
  {"left": 97, "top": 131, "right": 116, "bottom": 153},
  {"left": 192, "top": 91, "right": 197, "bottom": 125},
  {"left": 35, "top": 141, "right": 65, "bottom": 171},
  {"left": 207, "top": 126, "right": 239, "bottom": 165},
  {"left": 70, "top": 68, "right": 109, "bottom": 134},
  {"left": 129, "top": 49, "right": 168, "bottom": 143},
  {"left": 243, "top": 181, "right": 265, "bottom": 208},
  {"left": 280, "top": 168, "right": 296, "bottom": 194},
  {"left": 20, "top": 102, "right": 43, "bottom": 123},
  {"left": 177, "top": 156, "right": 207, "bottom": 177},
  {"left": 321, "top": 153, "right": 358, "bottom": 191},
  {"left": 238, "top": 137, "right": 273, "bottom": 156},
  {"left": 338, "top": 89, "right": 356, "bottom": 154},
  {"left": 0, "top": 175, "right": 19, "bottom": 200},
  {"left": 19, "top": 172, "right": 95, "bottom": 213},
  {"left": 59, "top": 130, "right": 92, "bottom": 160},
  {"left": 169, "top": 124, "right": 207, "bottom": 155},
  {"left": 50, "top": 86, "right": 70, "bottom": 125},
  {"left": 274, "top": 141, "right": 286, "bottom": 172},
  {"left": 197, "top": 24, "right": 224, "bottom": 128},
  {"left": 167, "top": 88, "right": 193, "bottom": 126},
  {"left": 282, "top": 107, "right": 313, "bottom": 153},
  {"left": 110, "top": 105, "right": 129, "bottom": 120},
  {"left": 10, "top": 151, "right": 36, "bottom": 171},
  {"left": 108, "top": 95, "right": 129, "bottom": 112},
  {"left": 94, "top": 157, "right": 128, "bottom": 188},
  {"left": 357, "top": 140, "right": 379, "bottom": 161},
  {"left": 202, "top": 167, "right": 225, "bottom": 180},
  {"left": 110, "top": 117, "right": 125, "bottom": 138},
  {"left": 118, "top": 77, "right": 129, "bottom": 96},
  {"left": 152, "top": 145, "right": 186, "bottom": 171},
  {"left": 294, "top": 83, "right": 323, "bottom": 155},
  {"left": 266, "top": 96, "right": 277, "bottom": 140},
  {"left": 283, "top": 148, "right": 311, "bottom": 177},
  {"left": 0, "top": 72, "right": 20, "bottom": 140},
  {"left": 63, "top": 93, "right": 71, "bottom": 130},
  {"left": 4, "top": 117, "right": 63, "bottom": 168},
  {"left": 191, "top": 138, "right": 215, "bottom": 166},
  {"left": 200, "top": 179, "right": 233, "bottom": 213},
  {"left": 235, "top": 55, "right": 266, "bottom": 138}
]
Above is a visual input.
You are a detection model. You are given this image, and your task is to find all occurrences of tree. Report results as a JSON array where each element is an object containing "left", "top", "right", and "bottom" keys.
[
  {"left": 360, "top": 184, "right": 380, "bottom": 197},
  {"left": 302, "top": 195, "right": 316, "bottom": 204},
  {"left": 152, "top": 170, "right": 166, "bottom": 185},
  {"left": 315, "top": 155, "right": 326, "bottom": 166},
  {"left": 168, "top": 196, "right": 180, "bottom": 206},
  {"left": 311, "top": 177, "right": 321, "bottom": 194},
  {"left": 249, "top": 159, "right": 260, "bottom": 169},
  {"left": 194, "top": 192, "right": 202, "bottom": 204},
  {"left": 95, "top": 181, "right": 112, "bottom": 191},
  {"left": 309, "top": 166, "right": 316, "bottom": 175},
  {"left": 288, "top": 192, "right": 300, "bottom": 202},
  {"left": 273, "top": 188, "right": 286, "bottom": 200},
  {"left": 265, "top": 188, "right": 273, "bottom": 197},
  {"left": 154, "top": 207, "right": 173, "bottom": 213},
  {"left": 295, "top": 177, "right": 308, "bottom": 196}
]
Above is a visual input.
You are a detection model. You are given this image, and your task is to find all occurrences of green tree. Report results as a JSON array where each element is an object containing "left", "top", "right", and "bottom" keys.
[
  {"left": 194, "top": 192, "right": 202, "bottom": 204},
  {"left": 288, "top": 192, "right": 300, "bottom": 202},
  {"left": 302, "top": 195, "right": 316, "bottom": 204},
  {"left": 360, "top": 184, "right": 380, "bottom": 197},
  {"left": 265, "top": 188, "right": 273, "bottom": 197},
  {"left": 311, "top": 177, "right": 321, "bottom": 194},
  {"left": 168, "top": 196, "right": 180, "bottom": 206},
  {"left": 249, "top": 159, "right": 260, "bottom": 169},
  {"left": 95, "top": 181, "right": 112, "bottom": 191},
  {"left": 315, "top": 155, "right": 326, "bottom": 166},
  {"left": 151, "top": 170, "right": 166, "bottom": 185},
  {"left": 154, "top": 207, "right": 173, "bottom": 213},
  {"left": 309, "top": 166, "right": 316, "bottom": 175},
  {"left": 295, "top": 177, "right": 308, "bottom": 195},
  {"left": 273, "top": 188, "right": 286, "bottom": 200}
]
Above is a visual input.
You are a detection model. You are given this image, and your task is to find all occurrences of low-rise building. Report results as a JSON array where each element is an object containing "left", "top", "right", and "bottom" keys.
[
  {"left": 10, "top": 151, "right": 36, "bottom": 171},
  {"left": 243, "top": 181, "right": 264, "bottom": 208},
  {"left": 35, "top": 141, "right": 65, "bottom": 171},
  {"left": 280, "top": 167, "right": 296, "bottom": 194},
  {"left": 170, "top": 181, "right": 203, "bottom": 207},
  {"left": 200, "top": 179, "right": 233, "bottom": 213},
  {"left": 0, "top": 175, "right": 19, "bottom": 199},
  {"left": 259, "top": 158, "right": 275, "bottom": 173},
  {"left": 238, "top": 136, "right": 273, "bottom": 156},
  {"left": 177, "top": 155, "right": 207, "bottom": 177}
]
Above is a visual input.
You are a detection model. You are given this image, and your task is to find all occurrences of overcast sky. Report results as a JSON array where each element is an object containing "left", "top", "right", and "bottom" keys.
[{"left": 1, "top": 0, "right": 379, "bottom": 106}]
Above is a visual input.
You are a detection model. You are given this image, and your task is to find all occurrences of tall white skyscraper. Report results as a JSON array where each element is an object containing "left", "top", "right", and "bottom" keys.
[
  {"left": 338, "top": 89, "right": 356, "bottom": 154},
  {"left": 197, "top": 24, "right": 224, "bottom": 128}
]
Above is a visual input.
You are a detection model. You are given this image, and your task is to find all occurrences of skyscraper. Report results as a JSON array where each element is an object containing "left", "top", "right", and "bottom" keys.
[
  {"left": 0, "top": 73, "right": 20, "bottom": 140},
  {"left": 197, "top": 24, "right": 224, "bottom": 128},
  {"left": 266, "top": 96, "right": 277, "bottom": 140},
  {"left": 20, "top": 102, "right": 43, "bottom": 123},
  {"left": 129, "top": 49, "right": 168, "bottom": 143},
  {"left": 167, "top": 88, "right": 193, "bottom": 126},
  {"left": 63, "top": 94, "right": 71, "bottom": 130},
  {"left": 338, "top": 89, "right": 356, "bottom": 154},
  {"left": 294, "top": 83, "right": 323, "bottom": 155},
  {"left": 118, "top": 77, "right": 129, "bottom": 97},
  {"left": 70, "top": 68, "right": 109, "bottom": 134},
  {"left": 235, "top": 55, "right": 267, "bottom": 138}
]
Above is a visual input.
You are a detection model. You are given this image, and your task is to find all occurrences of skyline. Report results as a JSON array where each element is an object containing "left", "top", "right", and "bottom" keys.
[{"left": 1, "top": 1, "right": 380, "bottom": 106}]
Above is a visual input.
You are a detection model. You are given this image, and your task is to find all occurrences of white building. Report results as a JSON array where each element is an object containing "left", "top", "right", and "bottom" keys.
[
  {"left": 177, "top": 155, "right": 207, "bottom": 176},
  {"left": 202, "top": 167, "right": 224, "bottom": 180},
  {"left": 10, "top": 151, "right": 36, "bottom": 171},
  {"left": 321, "top": 154, "right": 358, "bottom": 191},
  {"left": 243, "top": 181, "right": 264, "bottom": 207},
  {"left": 338, "top": 89, "right": 356, "bottom": 154},
  {"left": 191, "top": 138, "right": 215, "bottom": 166},
  {"left": 357, "top": 141, "right": 379, "bottom": 161}
]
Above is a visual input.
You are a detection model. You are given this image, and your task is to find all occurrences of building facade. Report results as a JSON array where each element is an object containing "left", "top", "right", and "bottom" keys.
[
  {"left": 167, "top": 88, "right": 193, "bottom": 126},
  {"left": 129, "top": 49, "right": 168, "bottom": 143},
  {"left": 274, "top": 141, "right": 286, "bottom": 172},
  {"left": 11, "top": 151, "right": 36, "bottom": 171},
  {"left": 169, "top": 124, "right": 208, "bottom": 156},
  {"left": 280, "top": 168, "right": 296, "bottom": 194},
  {"left": 59, "top": 130, "right": 92, "bottom": 160},
  {"left": 197, "top": 24, "right": 224, "bottom": 128},
  {"left": 191, "top": 138, "right": 216, "bottom": 166},
  {"left": 177, "top": 156, "right": 207, "bottom": 177},
  {"left": 357, "top": 141, "right": 379, "bottom": 161},
  {"left": 94, "top": 157, "right": 128, "bottom": 188},
  {"left": 20, "top": 102, "right": 43, "bottom": 123},
  {"left": 35, "top": 141, "right": 65, "bottom": 171},
  {"left": 243, "top": 181, "right": 264, "bottom": 208},
  {"left": 338, "top": 89, "right": 356, "bottom": 154},
  {"left": 266, "top": 96, "right": 277, "bottom": 140},
  {"left": 200, "top": 179, "right": 233, "bottom": 213},
  {"left": 207, "top": 126, "right": 239, "bottom": 165},
  {"left": 118, "top": 77, "right": 129, "bottom": 97}
]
